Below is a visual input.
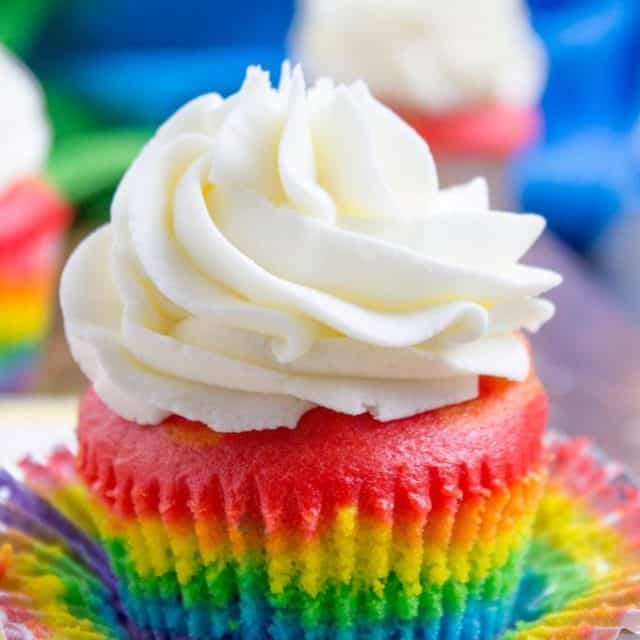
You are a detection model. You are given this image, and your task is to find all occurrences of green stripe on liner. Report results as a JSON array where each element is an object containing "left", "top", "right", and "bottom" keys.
[
  {"left": 506, "top": 539, "right": 593, "bottom": 632},
  {"left": 102, "top": 537, "right": 529, "bottom": 629},
  {"left": 17, "top": 534, "right": 125, "bottom": 638}
]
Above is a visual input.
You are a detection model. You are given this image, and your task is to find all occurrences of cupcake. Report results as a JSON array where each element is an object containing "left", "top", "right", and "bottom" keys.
[
  {"left": 291, "top": 0, "right": 546, "bottom": 158},
  {"left": 0, "top": 45, "right": 71, "bottom": 392},
  {"left": 11, "top": 436, "right": 640, "bottom": 640},
  {"left": 60, "top": 64, "right": 560, "bottom": 639}
]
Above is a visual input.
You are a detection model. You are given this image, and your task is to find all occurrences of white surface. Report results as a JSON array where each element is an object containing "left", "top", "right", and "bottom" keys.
[
  {"left": 0, "top": 396, "right": 77, "bottom": 472},
  {"left": 61, "top": 64, "right": 560, "bottom": 433}
]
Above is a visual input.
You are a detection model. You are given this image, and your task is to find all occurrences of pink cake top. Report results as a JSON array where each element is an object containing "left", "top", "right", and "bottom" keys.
[
  {"left": 77, "top": 372, "right": 547, "bottom": 526},
  {"left": 0, "top": 178, "right": 70, "bottom": 249}
]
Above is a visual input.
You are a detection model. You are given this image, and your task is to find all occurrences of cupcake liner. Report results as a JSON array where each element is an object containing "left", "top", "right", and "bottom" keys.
[
  {"left": 76, "top": 465, "right": 544, "bottom": 639},
  {"left": 504, "top": 434, "right": 640, "bottom": 640},
  {"left": 16, "top": 469, "right": 545, "bottom": 640},
  {"left": 0, "top": 456, "right": 128, "bottom": 638},
  {"left": 2, "top": 434, "right": 639, "bottom": 639},
  {"left": 0, "top": 178, "right": 71, "bottom": 392},
  {"left": 72, "top": 381, "right": 548, "bottom": 639},
  {"left": 0, "top": 463, "right": 111, "bottom": 584}
]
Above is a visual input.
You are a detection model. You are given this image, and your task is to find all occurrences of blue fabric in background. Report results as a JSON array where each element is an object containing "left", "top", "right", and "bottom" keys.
[
  {"left": 512, "top": 0, "right": 640, "bottom": 252},
  {"left": 32, "top": 0, "right": 296, "bottom": 125}
]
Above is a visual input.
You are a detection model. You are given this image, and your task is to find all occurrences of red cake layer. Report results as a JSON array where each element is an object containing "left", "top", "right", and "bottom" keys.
[
  {"left": 78, "top": 370, "right": 548, "bottom": 531},
  {"left": 0, "top": 178, "right": 71, "bottom": 255},
  {"left": 393, "top": 103, "right": 541, "bottom": 157},
  {"left": 0, "top": 230, "right": 65, "bottom": 282}
]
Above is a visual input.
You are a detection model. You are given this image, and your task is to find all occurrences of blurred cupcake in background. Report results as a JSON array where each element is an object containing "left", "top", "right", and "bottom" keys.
[
  {"left": 23, "top": 0, "right": 296, "bottom": 225},
  {"left": 0, "top": 0, "right": 150, "bottom": 230},
  {"left": 291, "top": 0, "right": 546, "bottom": 161},
  {"left": 0, "top": 45, "right": 49, "bottom": 192},
  {"left": 0, "top": 45, "right": 71, "bottom": 392}
]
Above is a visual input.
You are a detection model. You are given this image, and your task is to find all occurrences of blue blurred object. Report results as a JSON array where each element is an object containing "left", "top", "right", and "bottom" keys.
[
  {"left": 512, "top": 0, "right": 640, "bottom": 252},
  {"left": 32, "top": 0, "right": 296, "bottom": 125}
]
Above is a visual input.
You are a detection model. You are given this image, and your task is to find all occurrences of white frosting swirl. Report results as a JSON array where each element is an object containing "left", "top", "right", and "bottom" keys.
[
  {"left": 292, "top": 0, "right": 546, "bottom": 112},
  {"left": 0, "top": 46, "right": 50, "bottom": 192},
  {"left": 61, "top": 65, "right": 560, "bottom": 432}
]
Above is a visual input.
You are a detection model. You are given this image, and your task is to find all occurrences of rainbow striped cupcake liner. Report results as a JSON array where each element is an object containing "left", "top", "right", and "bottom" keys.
[
  {"left": 1, "top": 435, "right": 639, "bottom": 639},
  {"left": 77, "top": 467, "right": 544, "bottom": 640},
  {"left": 0, "top": 461, "right": 126, "bottom": 638},
  {"left": 505, "top": 434, "right": 640, "bottom": 639}
]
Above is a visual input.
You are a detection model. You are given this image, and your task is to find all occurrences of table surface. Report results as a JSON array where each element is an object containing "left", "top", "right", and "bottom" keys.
[{"left": 530, "top": 235, "right": 640, "bottom": 473}]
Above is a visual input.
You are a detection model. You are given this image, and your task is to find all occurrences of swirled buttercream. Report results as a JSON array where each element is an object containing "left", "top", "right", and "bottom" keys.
[
  {"left": 61, "top": 64, "right": 560, "bottom": 432},
  {"left": 292, "top": 0, "right": 546, "bottom": 113},
  {"left": 0, "top": 45, "right": 49, "bottom": 192}
]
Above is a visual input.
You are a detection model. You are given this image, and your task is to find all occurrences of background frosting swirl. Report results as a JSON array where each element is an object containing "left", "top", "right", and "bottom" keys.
[
  {"left": 61, "top": 65, "right": 560, "bottom": 432},
  {"left": 0, "top": 45, "right": 50, "bottom": 192},
  {"left": 292, "top": 0, "right": 546, "bottom": 113}
]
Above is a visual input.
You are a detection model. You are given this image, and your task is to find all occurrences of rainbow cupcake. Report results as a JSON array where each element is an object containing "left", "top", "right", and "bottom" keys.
[
  {"left": 5, "top": 434, "right": 640, "bottom": 639},
  {"left": 54, "top": 64, "right": 561, "bottom": 638},
  {"left": 0, "top": 45, "right": 70, "bottom": 392},
  {"left": 291, "top": 0, "right": 546, "bottom": 157},
  {"left": 73, "top": 374, "right": 547, "bottom": 639}
]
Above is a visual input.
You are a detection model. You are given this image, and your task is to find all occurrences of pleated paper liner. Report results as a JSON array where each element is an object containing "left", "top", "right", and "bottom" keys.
[
  {"left": 70, "top": 379, "right": 547, "bottom": 639},
  {"left": 12, "top": 452, "right": 546, "bottom": 640},
  {"left": 504, "top": 434, "right": 640, "bottom": 640},
  {"left": 0, "top": 463, "right": 127, "bottom": 639},
  {"left": 0, "top": 178, "right": 71, "bottom": 392},
  {"left": 2, "top": 434, "right": 639, "bottom": 640},
  {"left": 76, "top": 461, "right": 545, "bottom": 639}
]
